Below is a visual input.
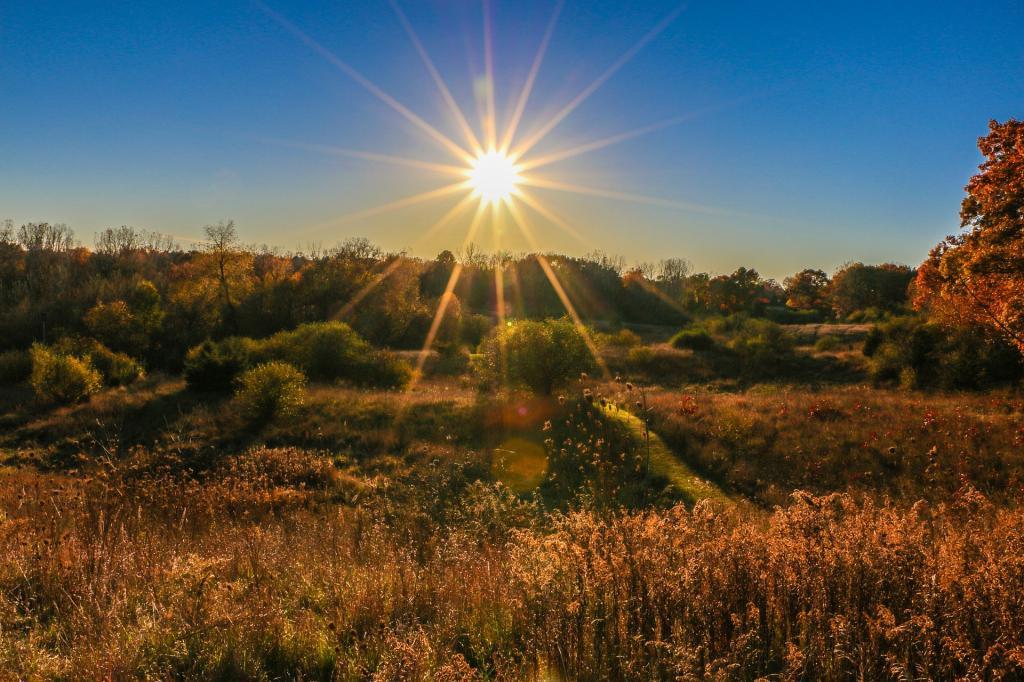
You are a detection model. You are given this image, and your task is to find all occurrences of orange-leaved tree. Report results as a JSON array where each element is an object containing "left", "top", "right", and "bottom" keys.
[{"left": 914, "top": 119, "right": 1024, "bottom": 352}]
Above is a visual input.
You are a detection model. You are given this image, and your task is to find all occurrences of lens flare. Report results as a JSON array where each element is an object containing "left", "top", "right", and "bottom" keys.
[{"left": 469, "top": 150, "right": 520, "bottom": 204}]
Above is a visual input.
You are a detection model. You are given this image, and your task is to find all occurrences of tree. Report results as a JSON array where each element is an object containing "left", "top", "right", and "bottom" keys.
[
  {"left": 478, "top": 318, "right": 595, "bottom": 394},
  {"left": 784, "top": 269, "right": 830, "bottom": 311},
  {"left": 17, "top": 222, "right": 75, "bottom": 252},
  {"left": 914, "top": 119, "right": 1024, "bottom": 351},
  {"left": 202, "top": 220, "right": 252, "bottom": 334},
  {"left": 704, "top": 267, "right": 764, "bottom": 314},
  {"left": 95, "top": 226, "right": 143, "bottom": 256},
  {"left": 657, "top": 257, "right": 692, "bottom": 299},
  {"left": 828, "top": 262, "right": 915, "bottom": 318}
]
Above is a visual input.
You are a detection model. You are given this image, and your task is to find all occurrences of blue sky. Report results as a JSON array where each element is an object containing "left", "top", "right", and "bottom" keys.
[{"left": 1, "top": 0, "right": 1021, "bottom": 279}]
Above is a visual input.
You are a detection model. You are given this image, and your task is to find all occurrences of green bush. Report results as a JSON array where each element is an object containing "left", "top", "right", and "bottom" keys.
[
  {"left": 0, "top": 349, "right": 32, "bottom": 385},
  {"left": 601, "top": 329, "right": 642, "bottom": 348},
  {"left": 865, "top": 316, "right": 1022, "bottom": 389},
  {"left": 477, "top": 318, "right": 596, "bottom": 394},
  {"left": 670, "top": 329, "right": 715, "bottom": 351},
  {"left": 259, "top": 322, "right": 409, "bottom": 387},
  {"left": 52, "top": 338, "right": 145, "bottom": 387},
  {"left": 86, "top": 343, "right": 144, "bottom": 386},
  {"left": 184, "top": 337, "right": 256, "bottom": 392},
  {"left": 763, "top": 306, "right": 824, "bottom": 324},
  {"left": 459, "top": 313, "right": 494, "bottom": 348},
  {"left": 846, "top": 307, "right": 884, "bottom": 323},
  {"left": 233, "top": 362, "right": 307, "bottom": 423},
  {"left": 29, "top": 344, "right": 102, "bottom": 404},
  {"left": 184, "top": 322, "right": 410, "bottom": 392},
  {"left": 432, "top": 345, "right": 472, "bottom": 376},
  {"left": 623, "top": 345, "right": 707, "bottom": 384},
  {"left": 814, "top": 335, "right": 842, "bottom": 352}
]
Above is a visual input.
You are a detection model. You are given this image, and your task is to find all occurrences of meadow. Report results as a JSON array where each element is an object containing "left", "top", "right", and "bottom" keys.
[
  {"left": 2, "top": 341, "right": 1024, "bottom": 679},
  {"left": 2, "top": 210, "right": 1023, "bottom": 678}
]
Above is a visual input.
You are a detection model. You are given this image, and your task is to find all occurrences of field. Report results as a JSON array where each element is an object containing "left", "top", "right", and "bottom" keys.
[{"left": 3, "top": 334, "right": 1023, "bottom": 679}]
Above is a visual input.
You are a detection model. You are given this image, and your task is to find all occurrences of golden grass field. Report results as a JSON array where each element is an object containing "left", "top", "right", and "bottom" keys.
[{"left": 2, "top": 370, "right": 1023, "bottom": 679}]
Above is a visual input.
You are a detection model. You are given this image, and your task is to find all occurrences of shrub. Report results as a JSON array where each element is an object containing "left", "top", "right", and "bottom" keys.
[
  {"left": 233, "top": 362, "right": 307, "bottom": 423},
  {"left": 670, "top": 329, "right": 715, "bottom": 351},
  {"left": 865, "top": 316, "right": 1022, "bottom": 389},
  {"left": 184, "top": 337, "right": 256, "bottom": 392},
  {"left": 184, "top": 323, "right": 410, "bottom": 392},
  {"left": 814, "top": 335, "right": 842, "bottom": 352},
  {"left": 29, "top": 344, "right": 102, "bottom": 404},
  {"left": 83, "top": 300, "right": 137, "bottom": 353},
  {"left": 0, "top": 349, "right": 32, "bottom": 385},
  {"left": 432, "top": 345, "right": 472, "bottom": 376},
  {"left": 259, "top": 322, "right": 410, "bottom": 388},
  {"left": 85, "top": 343, "right": 144, "bottom": 386},
  {"left": 623, "top": 345, "right": 707, "bottom": 384},
  {"left": 477, "top": 318, "right": 596, "bottom": 394},
  {"left": 460, "top": 313, "right": 494, "bottom": 348},
  {"left": 727, "top": 318, "right": 793, "bottom": 367},
  {"left": 602, "top": 329, "right": 642, "bottom": 348},
  {"left": 762, "top": 305, "right": 824, "bottom": 324}
]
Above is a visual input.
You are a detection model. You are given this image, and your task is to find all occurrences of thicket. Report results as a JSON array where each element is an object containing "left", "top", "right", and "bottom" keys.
[
  {"left": 184, "top": 322, "right": 410, "bottom": 392},
  {"left": 864, "top": 316, "right": 1022, "bottom": 389}
]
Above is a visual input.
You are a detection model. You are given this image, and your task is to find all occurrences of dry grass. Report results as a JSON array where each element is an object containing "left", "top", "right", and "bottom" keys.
[
  {"left": 2, "top": 378, "right": 1024, "bottom": 679},
  {"left": 2, "top": 457, "right": 1023, "bottom": 679},
  {"left": 642, "top": 385, "right": 1024, "bottom": 506}
]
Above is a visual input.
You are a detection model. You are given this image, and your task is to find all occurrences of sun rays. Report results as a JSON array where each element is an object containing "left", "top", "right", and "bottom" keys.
[{"left": 258, "top": 0, "right": 708, "bottom": 389}]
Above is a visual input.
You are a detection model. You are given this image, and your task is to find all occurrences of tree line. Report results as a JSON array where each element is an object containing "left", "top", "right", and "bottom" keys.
[{"left": 0, "top": 218, "right": 920, "bottom": 366}]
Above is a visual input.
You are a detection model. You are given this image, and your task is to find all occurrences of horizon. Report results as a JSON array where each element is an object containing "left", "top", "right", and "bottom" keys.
[{"left": 2, "top": 0, "right": 1022, "bottom": 281}]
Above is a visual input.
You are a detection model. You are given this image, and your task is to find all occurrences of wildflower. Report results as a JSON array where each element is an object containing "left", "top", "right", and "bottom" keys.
[{"left": 543, "top": 420, "right": 552, "bottom": 431}]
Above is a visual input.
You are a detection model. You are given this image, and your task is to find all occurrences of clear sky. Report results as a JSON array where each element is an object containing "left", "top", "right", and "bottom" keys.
[{"left": 2, "top": 0, "right": 1021, "bottom": 280}]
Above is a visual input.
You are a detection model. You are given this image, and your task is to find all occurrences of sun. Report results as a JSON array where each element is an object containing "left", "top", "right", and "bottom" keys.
[{"left": 468, "top": 150, "right": 520, "bottom": 204}]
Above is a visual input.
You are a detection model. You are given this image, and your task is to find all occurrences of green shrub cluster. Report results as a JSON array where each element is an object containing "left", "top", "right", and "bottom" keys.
[
  {"left": 29, "top": 344, "right": 102, "bottom": 404},
  {"left": 814, "top": 335, "right": 842, "bottom": 352},
  {"left": 0, "top": 349, "right": 33, "bottom": 385},
  {"left": 185, "top": 322, "right": 410, "bottom": 392},
  {"left": 669, "top": 328, "right": 715, "bottom": 351},
  {"left": 762, "top": 305, "right": 825, "bottom": 324},
  {"left": 184, "top": 337, "right": 256, "bottom": 392},
  {"left": 51, "top": 338, "right": 144, "bottom": 387},
  {"left": 863, "top": 317, "right": 1022, "bottom": 389},
  {"left": 600, "top": 329, "right": 642, "bottom": 348},
  {"left": 477, "top": 318, "right": 595, "bottom": 394},
  {"left": 233, "top": 362, "right": 307, "bottom": 423}
]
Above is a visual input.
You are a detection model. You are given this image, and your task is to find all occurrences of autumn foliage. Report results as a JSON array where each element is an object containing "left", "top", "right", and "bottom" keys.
[{"left": 915, "top": 119, "right": 1024, "bottom": 351}]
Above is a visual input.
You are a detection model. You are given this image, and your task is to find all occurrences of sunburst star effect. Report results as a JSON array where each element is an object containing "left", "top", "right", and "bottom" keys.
[{"left": 259, "top": 0, "right": 732, "bottom": 391}]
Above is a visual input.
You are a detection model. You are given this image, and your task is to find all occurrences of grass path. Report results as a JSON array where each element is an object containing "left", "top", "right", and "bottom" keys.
[{"left": 604, "top": 406, "right": 734, "bottom": 506}]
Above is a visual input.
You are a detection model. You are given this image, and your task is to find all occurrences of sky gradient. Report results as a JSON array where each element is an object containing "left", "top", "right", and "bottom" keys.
[{"left": 2, "top": 0, "right": 1022, "bottom": 280}]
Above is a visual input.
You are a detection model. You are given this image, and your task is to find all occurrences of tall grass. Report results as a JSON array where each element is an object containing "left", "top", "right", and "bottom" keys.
[{"left": 3, "top": 452, "right": 1022, "bottom": 679}]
